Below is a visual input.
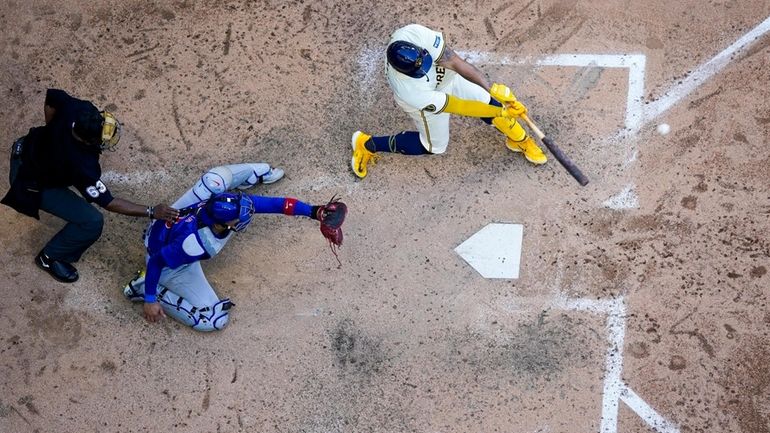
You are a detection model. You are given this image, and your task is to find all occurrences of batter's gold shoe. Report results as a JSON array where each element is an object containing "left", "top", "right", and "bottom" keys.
[
  {"left": 506, "top": 136, "right": 548, "bottom": 165},
  {"left": 351, "top": 131, "right": 379, "bottom": 179}
]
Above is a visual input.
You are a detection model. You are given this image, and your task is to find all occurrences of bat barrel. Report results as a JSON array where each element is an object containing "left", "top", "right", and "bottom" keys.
[
  {"left": 542, "top": 137, "right": 589, "bottom": 186},
  {"left": 520, "top": 114, "right": 588, "bottom": 186}
]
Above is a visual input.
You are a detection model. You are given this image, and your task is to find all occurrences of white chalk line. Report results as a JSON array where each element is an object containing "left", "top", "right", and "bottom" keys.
[
  {"left": 362, "top": 48, "right": 648, "bottom": 133},
  {"left": 356, "top": 44, "right": 386, "bottom": 106},
  {"left": 102, "top": 170, "right": 173, "bottom": 185},
  {"left": 101, "top": 169, "right": 358, "bottom": 195},
  {"left": 601, "top": 299, "right": 627, "bottom": 433},
  {"left": 458, "top": 51, "right": 647, "bottom": 133},
  {"left": 641, "top": 15, "right": 770, "bottom": 127},
  {"left": 602, "top": 184, "right": 639, "bottom": 210},
  {"left": 621, "top": 385, "right": 681, "bottom": 433},
  {"left": 357, "top": 19, "right": 768, "bottom": 432},
  {"left": 556, "top": 296, "right": 681, "bottom": 433}
]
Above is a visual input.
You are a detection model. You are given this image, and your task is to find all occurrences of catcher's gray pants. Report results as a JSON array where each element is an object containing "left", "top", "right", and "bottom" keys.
[
  {"left": 125, "top": 163, "right": 276, "bottom": 331},
  {"left": 125, "top": 261, "right": 232, "bottom": 332}
]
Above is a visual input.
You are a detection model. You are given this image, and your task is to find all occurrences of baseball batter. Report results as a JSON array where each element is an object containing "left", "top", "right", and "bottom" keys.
[
  {"left": 122, "top": 163, "right": 346, "bottom": 331},
  {"left": 350, "top": 24, "right": 547, "bottom": 179}
]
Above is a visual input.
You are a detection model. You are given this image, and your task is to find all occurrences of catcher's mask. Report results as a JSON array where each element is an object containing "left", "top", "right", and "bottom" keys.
[
  {"left": 386, "top": 40, "right": 433, "bottom": 78},
  {"left": 205, "top": 192, "right": 254, "bottom": 232},
  {"left": 73, "top": 109, "right": 121, "bottom": 151}
]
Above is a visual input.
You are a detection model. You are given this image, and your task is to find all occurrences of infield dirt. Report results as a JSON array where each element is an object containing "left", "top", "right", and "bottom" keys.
[{"left": 0, "top": 1, "right": 768, "bottom": 432}]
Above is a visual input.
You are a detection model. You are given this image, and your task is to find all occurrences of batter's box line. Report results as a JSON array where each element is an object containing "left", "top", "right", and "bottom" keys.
[
  {"left": 459, "top": 51, "right": 646, "bottom": 134},
  {"left": 555, "top": 294, "right": 680, "bottom": 433},
  {"left": 462, "top": 14, "right": 770, "bottom": 137},
  {"left": 355, "top": 49, "right": 647, "bottom": 132}
]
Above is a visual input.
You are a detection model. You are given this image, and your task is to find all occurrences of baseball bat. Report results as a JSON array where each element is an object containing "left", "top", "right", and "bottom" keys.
[{"left": 519, "top": 113, "right": 589, "bottom": 186}]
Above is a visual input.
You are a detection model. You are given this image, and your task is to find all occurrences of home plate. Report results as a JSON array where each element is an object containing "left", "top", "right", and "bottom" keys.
[{"left": 455, "top": 223, "right": 523, "bottom": 279}]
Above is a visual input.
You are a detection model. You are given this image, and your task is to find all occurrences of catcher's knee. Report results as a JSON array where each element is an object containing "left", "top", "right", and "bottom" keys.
[
  {"left": 235, "top": 163, "right": 272, "bottom": 189},
  {"left": 193, "top": 166, "right": 234, "bottom": 200},
  {"left": 158, "top": 288, "right": 234, "bottom": 332}
]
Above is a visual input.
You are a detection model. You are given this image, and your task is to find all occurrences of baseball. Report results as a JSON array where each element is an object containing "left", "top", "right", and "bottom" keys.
[{"left": 657, "top": 123, "right": 671, "bottom": 135}]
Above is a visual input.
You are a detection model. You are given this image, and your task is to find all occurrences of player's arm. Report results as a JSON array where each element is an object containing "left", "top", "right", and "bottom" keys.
[
  {"left": 248, "top": 195, "right": 320, "bottom": 219},
  {"left": 246, "top": 194, "right": 346, "bottom": 252},
  {"left": 74, "top": 174, "right": 178, "bottom": 222},
  {"left": 436, "top": 46, "right": 491, "bottom": 91},
  {"left": 441, "top": 95, "right": 508, "bottom": 118},
  {"left": 142, "top": 253, "right": 167, "bottom": 323},
  {"left": 141, "top": 235, "right": 209, "bottom": 323},
  {"left": 104, "top": 197, "right": 179, "bottom": 222}
]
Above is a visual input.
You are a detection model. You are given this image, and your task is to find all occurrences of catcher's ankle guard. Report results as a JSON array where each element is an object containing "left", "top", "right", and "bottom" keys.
[{"left": 158, "top": 287, "right": 233, "bottom": 332}]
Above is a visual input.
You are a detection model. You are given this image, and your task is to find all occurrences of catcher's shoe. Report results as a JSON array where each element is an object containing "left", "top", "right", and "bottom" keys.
[
  {"left": 123, "top": 269, "right": 146, "bottom": 302},
  {"left": 351, "top": 131, "right": 379, "bottom": 179},
  {"left": 506, "top": 136, "right": 548, "bottom": 165},
  {"left": 261, "top": 167, "right": 284, "bottom": 184}
]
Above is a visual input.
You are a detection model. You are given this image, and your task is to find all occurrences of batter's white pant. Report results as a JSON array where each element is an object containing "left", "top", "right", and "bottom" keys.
[{"left": 406, "top": 76, "right": 491, "bottom": 154}]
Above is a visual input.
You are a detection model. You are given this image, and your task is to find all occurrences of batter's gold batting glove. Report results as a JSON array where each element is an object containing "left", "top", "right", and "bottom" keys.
[
  {"left": 490, "top": 83, "right": 518, "bottom": 104},
  {"left": 503, "top": 100, "right": 528, "bottom": 118}
]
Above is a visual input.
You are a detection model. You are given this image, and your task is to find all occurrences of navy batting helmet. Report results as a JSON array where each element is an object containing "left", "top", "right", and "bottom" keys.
[
  {"left": 205, "top": 192, "right": 254, "bottom": 232},
  {"left": 387, "top": 41, "right": 433, "bottom": 78}
]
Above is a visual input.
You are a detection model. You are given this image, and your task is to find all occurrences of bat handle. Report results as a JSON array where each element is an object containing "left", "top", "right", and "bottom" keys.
[{"left": 519, "top": 113, "right": 545, "bottom": 140}]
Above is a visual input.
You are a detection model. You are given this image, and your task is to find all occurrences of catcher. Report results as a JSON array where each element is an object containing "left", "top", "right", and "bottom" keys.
[{"left": 122, "top": 163, "right": 346, "bottom": 331}]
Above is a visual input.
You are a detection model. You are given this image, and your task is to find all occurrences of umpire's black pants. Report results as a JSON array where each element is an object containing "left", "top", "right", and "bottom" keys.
[{"left": 9, "top": 152, "right": 104, "bottom": 264}]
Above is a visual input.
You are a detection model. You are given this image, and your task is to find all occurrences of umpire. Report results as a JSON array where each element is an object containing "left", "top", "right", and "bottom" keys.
[{"left": 2, "top": 88, "right": 179, "bottom": 283}]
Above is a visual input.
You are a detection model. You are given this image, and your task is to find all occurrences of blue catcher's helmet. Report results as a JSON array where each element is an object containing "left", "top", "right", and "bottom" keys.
[
  {"left": 386, "top": 40, "right": 433, "bottom": 78},
  {"left": 205, "top": 192, "right": 254, "bottom": 232}
]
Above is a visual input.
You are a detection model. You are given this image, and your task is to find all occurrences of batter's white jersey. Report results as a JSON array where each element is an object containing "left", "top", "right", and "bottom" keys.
[
  {"left": 386, "top": 24, "right": 457, "bottom": 114},
  {"left": 386, "top": 24, "right": 491, "bottom": 154}
]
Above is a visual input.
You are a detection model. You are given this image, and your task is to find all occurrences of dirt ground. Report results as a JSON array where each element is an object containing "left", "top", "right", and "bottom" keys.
[{"left": 0, "top": 1, "right": 768, "bottom": 432}]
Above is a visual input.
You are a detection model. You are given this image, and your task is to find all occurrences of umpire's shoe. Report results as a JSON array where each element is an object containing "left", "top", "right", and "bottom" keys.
[
  {"left": 35, "top": 251, "right": 79, "bottom": 283},
  {"left": 351, "top": 131, "right": 379, "bottom": 179}
]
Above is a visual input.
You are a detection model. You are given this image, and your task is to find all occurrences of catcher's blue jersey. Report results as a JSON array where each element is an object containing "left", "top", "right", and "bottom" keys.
[{"left": 145, "top": 206, "right": 233, "bottom": 269}]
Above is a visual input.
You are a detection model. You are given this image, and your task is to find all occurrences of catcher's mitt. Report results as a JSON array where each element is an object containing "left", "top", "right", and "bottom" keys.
[{"left": 316, "top": 195, "right": 347, "bottom": 265}]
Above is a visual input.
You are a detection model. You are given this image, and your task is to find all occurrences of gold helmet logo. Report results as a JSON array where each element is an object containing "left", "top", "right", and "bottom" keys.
[{"left": 100, "top": 111, "right": 121, "bottom": 151}]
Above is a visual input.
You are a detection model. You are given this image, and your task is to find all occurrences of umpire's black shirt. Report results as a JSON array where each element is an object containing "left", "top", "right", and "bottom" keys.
[{"left": 30, "top": 89, "right": 114, "bottom": 207}]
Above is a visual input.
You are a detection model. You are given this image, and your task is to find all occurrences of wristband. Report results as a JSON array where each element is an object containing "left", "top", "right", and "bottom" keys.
[{"left": 146, "top": 206, "right": 155, "bottom": 218}]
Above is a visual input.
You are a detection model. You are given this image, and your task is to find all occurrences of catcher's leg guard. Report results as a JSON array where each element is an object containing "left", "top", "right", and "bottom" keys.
[
  {"left": 172, "top": 164, "right": 284, "bottom": 208},
  {"left": 196, "top": 166, "right": 232, "bottom": 197},
  {"left": 232, "top": 163, "right": 284, "bottom": 189},
  {"left": 172, "top": 165, "right": 234, "bottom": 208},
  {"left": 158, "top": 287, "right": 234, "bottom": 332}
]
